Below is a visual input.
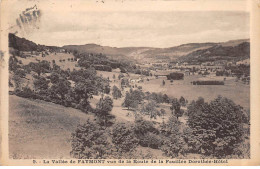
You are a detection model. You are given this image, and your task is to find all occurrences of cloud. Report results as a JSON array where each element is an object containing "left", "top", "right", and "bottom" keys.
[{"left": 19, "top": 10, "right": 249, "bottom": 47}]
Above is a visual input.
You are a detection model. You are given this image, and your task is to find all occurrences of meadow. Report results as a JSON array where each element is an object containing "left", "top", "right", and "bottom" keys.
[{"left": 96, "top": 70, "right": 250, "bottom": 110}]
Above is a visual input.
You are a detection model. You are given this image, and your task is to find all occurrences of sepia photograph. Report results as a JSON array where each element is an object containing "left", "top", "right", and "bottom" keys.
[{"left": 0, "top": 0, "right": 260, "bottom": 166}]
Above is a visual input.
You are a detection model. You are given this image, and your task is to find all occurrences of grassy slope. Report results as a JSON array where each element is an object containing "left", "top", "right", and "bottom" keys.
[{"left": 9, "top": 95, "right": 94, "bottom": 159}]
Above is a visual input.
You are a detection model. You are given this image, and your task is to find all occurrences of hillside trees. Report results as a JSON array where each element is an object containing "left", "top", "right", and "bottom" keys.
[{"left": 28, "top": 60, "right": 51, "bottom": 76}]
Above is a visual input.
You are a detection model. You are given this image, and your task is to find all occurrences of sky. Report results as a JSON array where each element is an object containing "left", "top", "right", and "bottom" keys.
[{"left": 8, "top": 0, "right": 250, "bottom": 48}]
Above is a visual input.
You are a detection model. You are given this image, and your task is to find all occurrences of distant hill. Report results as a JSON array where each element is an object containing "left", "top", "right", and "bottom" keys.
[
  {"left": 140, "top": 43, "right": 217, "bottom": 61},
  {"left": 9, "top": 33, "right": 249, "bottom": 63},
  {"left": 63, "top": 44, "right": 153, "bottom": 61},
  {"left": 177, "top": 41, "right": 250, "bottom": 63},
  {"left": 63, "top": 39, "right": 249, "bottom": 63},
  {"left": 63, "top": 43, "right": 218, "bottom": 62}
]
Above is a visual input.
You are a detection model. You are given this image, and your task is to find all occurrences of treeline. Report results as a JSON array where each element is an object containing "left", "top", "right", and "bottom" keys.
[
  {"left": 166, "top": 72, "right": 184, "bottom": 80},
  {"left": 9, "top": 33, "right": 61, "bottom": 52},
  {"left": 192, "top": 80, "right": 224, "bottom": 85}
]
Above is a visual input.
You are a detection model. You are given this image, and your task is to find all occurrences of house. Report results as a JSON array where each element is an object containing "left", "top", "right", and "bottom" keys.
[{"left": 184, "top": 70, "right": 190, "bottom": 76}]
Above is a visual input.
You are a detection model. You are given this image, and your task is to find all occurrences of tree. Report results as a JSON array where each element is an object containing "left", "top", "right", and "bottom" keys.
[
  {"left": 170, "top": 98, "right": 184, "bottom": 120},
  {"left": 71, "top": 120, "right": 112, "bottom": 159},
  {"left": 14, "top": 68, "right": 26, "bottom": 78},
  {"left": 9, "top": 56, "right": 20, "bottom": 72},
  {"left": 112, "top": 85, "right": 122, "bottom": 99},
  {"left": 48, "top": 78, "right": 71, "bottom": 104},
  {"left": 187, "top": 96, "right": 244, "bottom": 157},
  {"left": 186, "top": 97, "right": 204, "bottom": 117},
  {"left": 48, "top": 72, "right": 60, "bottom": 84},
  {"left": 122, "top": 90, "right": 143, "bottom": 110},
  {"left": 118, "top": 73, "right": 124, "bottom": 80},
  {"left": 179, "top": 96, "right": 186, "bottom": 106},
  {"left": 130, "top": 89, "right": 144, "bottom": 103},
  {"left": 163, "top": 94, "right": 170, "bottom": 103},
  {"left": 120, "top": 78, "right": 129, "bottom": 88},
  {"left": 160, "top": 109, "right": 166, "bottom": 123},
  {"left": 122, "top": 92, "right": 138, "bottom": 110},
  {"left": 162, "top": 80, "right": 165, "bottom": 86},
  {"left": 72, "top": 79, "right": 96, "bottom": 111},
  {"left": 141, "top": 100, "right": 160, "bottom": 119},
  {"left": 95, "top": 96, "right": 114, "bottom": 126},
  {"left": 13, "top": 75, "right": 22, "bottom": 91}
]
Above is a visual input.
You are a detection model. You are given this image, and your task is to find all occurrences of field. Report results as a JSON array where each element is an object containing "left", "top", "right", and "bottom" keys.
[{"left": 139, "top": 75, "right": 250, "bottom": 110}]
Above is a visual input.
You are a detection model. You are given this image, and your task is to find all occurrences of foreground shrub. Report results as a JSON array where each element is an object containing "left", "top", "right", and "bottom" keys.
[
  {"left": 112, "top": 123, "right": 138, "bottom": 153},
  {"left": 71, "top": 120, "right": 112, "bottom": 159},
  {"left": 134, "top": 118, "right": 161, "bottom": 149},
  {"left": 187, "top": 96, "right": 244, "bottom": 158},
  {"left": 160, "top": 116, "right": 188, "bottom": 157}
]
